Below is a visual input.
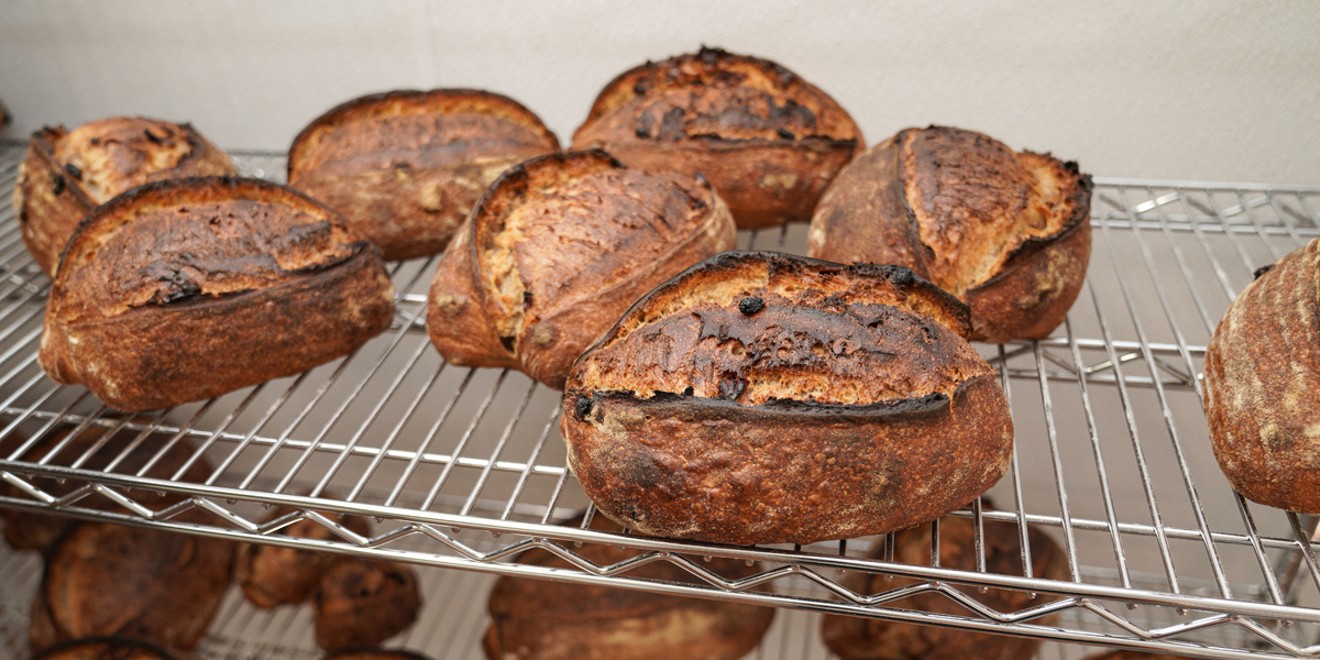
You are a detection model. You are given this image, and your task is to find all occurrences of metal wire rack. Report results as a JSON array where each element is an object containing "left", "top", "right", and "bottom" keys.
[{"left": 0, "top": 144, "right": 1317, "bottom": 659}]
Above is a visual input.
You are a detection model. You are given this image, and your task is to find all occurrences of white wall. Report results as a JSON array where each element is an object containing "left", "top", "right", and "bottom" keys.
[{"left": 2, "top": 1, "right": 1318, "bottom": 185}]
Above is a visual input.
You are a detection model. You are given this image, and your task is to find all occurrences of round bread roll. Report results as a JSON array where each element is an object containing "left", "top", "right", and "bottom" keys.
[
  {"left": 314, "top": 559, "right": 422, "bottom": 653},
  {"left": 427, "top": 149, "right": 736, "bottom": 388},
  {"left": 289, "top": 89, "right": 559, "bottom": 260},
  {"left": 808, "top": 125, "right": 1092, "bottom": 343},
  {"left": 562, "top": 251, "right": 1013, "bottom": 545},
  {"left": 38, "top": 177, "right": 396, "bottom": 412},
  {"left": 572, "top": 46, "right": 863, "bottom": 229},
  {"left": 31, "top": 636, "right": 178, "bottom": 660},
  {"left": 820, "top": 509, "right": 1068, "bottom": 660},
  {"left": 484, "top": 513, "right": 774, "bottom": 660},
  {"left": 236, "top": 501, "right": 372, "bottom": 608},
  {"left": 1203, "top": 238, "right": 1320, "bottom": 513},
  {"left": 13, "top": 117, "right": 235, "bottom": 275}
]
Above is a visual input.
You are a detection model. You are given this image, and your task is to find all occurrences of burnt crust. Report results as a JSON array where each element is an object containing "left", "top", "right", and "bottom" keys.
[
  {"left": 808, "top": 125, "right": 1092, "bottom": 342},
  {"left": 39, "top": 176, "right": 396, "bottom": 412},
  {"left": 483, "top": 513, "right": 773, "bottom": 660},
  {"left": 13, "top": 117, "right": 236, "bottom": 276},
  {"left": 426, "top": 150, "right": 736, "bottom": 389},
  {"left": 1203, "top": 238, "right": 1320, "bottom": 513},
  {"left": 288, "top": 88, "right": 559, "bottom": 260},
  {"left": 562, "top": 252, "right": 1013, "bottom": 545},
  {"left": 572, "top": 46, "right": 863, "bottom": 229}
]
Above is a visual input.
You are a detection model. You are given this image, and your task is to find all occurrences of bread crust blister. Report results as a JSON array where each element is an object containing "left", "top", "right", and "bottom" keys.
[
  {"left": 426, "top": 150, "right": 736, "bottom": 389},
  {"left": 13, "top": 117, "right": 236, "bottom": 275},
  {"left": 573, "top": 47, "right": 863, "bottom": 229},
  {"left": 562, "top": 251, "right": 1014, "bottom": 545},
  {"left": 809, "top": 125, "right": 1092, "bottom": 343},
  {"left": 289, "top": 89, "right": 559, "bottom": 260},
  {"left": 38, "top": 176, "right": 396, "bottom": 412}
]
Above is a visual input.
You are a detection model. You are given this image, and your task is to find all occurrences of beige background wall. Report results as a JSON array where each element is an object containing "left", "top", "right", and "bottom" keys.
[{"left": 1, "top": 1, "right": 1318, "bottom": 185}]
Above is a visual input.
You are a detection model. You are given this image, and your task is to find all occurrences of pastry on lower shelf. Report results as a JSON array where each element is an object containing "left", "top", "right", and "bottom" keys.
[
  {"left": 13, "top": 116, "right": 236, "bottom": 275},
  {"left": 313, "top": 559, "right": 422, "bottom": 653},
  {"left": 1081, "top": 651, "right": 1191, "bottom": 659},
  {"left": 324, "top": 650, "right": 432, "bottom": 660},
  {"left": 820, "top": 510, "right": 1069, "bottom": 659},
  {"left": 31, "top": 636, "right": 179, "bottom": 659},
  {"left": 572, "top": 46, "right": 864, "bottom": 229},
  {"left": 484, "top": 513, "right": 774, "bottom": 660},
  {"left": 426, "top": 149, "right": 736, "bottom": 388},
  {"left": 31, "top": 521, "right": 234, "bottom": 652},
  {"left": 288, "top": 89, "right": 559, "bottom": 260},
  {"left": 0, "top": 423, "right": 212, "bottom": 553},
  {"left": 1202, "top": 237, "right": 1320, "bottom": 514},
  {"left": 38, "top": 176, "right": 396, "bottom": 412},
  {"left": 807, "top": 125, "right": 1092, "bottom": 343},
  {"left": 237, "top": 501, "right": 372, "bottom": 608},
  {"left": 562, "top": 251, "right": 1014, "bottom": 545}
]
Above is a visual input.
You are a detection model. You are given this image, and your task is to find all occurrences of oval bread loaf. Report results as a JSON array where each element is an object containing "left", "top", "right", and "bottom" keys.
[
  {"left": 427, "top": 150, "right": 736, "bottom": 388},
  {"left": 562, "top": 251, "right": 1014, "bottom": 545},
  {"left": 13, "top": 117, "right": 236, "bottom": 275},
  {"left": 808, "top": 125, "right": 1092, "bottom": 343},
  {"left": 572, "top": 47, "right": 863, "bottom": 229},
  {"left": 1203, "top": 238, "right": 1320, "bottom": 513},
  {"left": 289, "top": 89, "right": 559, "bottom": 260}
]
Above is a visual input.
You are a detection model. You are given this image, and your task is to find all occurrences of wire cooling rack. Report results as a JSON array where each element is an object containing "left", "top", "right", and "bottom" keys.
[{"left": 0, "top": 144, "right": 1317, "bottom": 659}]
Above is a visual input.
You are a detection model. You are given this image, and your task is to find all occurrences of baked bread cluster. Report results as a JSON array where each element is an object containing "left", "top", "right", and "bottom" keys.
[{"left": 236, "top": 501, "right": 373, "bottom": 608}]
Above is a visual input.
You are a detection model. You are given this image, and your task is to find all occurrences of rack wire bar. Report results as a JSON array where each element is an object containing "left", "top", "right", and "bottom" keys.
[{"left": 1, "top": 145, "right": 1318, "bottom": 658}]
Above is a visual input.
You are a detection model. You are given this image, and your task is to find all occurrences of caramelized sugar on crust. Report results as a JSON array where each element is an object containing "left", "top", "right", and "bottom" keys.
[{"left": 562, "top": 252, "right": 1014, "bottom": 545}]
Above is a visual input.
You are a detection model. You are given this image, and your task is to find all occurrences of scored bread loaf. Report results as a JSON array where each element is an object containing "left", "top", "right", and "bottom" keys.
[
  {"left": 1203, "top": 238, "right": 1320, "bottom": 513},
  {"left": 427, "top": 150, "right": 736, "bottom": 388},
  {"left": 236, "top": 501, "right": 372, "bottom": 608},
  {"left": 572, "top": 46, "right": 863, "bottom": 229},
  {"left": 38, "top": 176, "right": 396, "bottom": 412},
  {"left": 484, "top": 513, "right": 774, "bottom": 660},
  {"left": 13, "top": 117, "right": 236, "bottom": 275},
  {"left": 808, "top": 125, "right": 1092, "bottom": 343},
  {"left": 562, "top": 251, "right": 1013, "bottom": 545},
  {"left": 288, "top": 89, "right": 559, "bottom": 260}
]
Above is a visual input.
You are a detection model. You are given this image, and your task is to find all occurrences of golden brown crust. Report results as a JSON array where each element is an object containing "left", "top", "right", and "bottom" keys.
[
  {"left": 288, "top": 89, "right": 559, "bottom": 260},
  {"left": 236, "top": 502, "right": 372, "bottom": 608},
  {"left": 314, "top": 560, "right": 422, "bottom": 653},
  {"left": 36, "top": 522, "right": 234, "bottom": 652},
  {"left": 1203, "top": 238, "right": 1320, "bottom": 513},
  {"left": 483, "top": 514, "right": 773, "bottom": 660},
  {"left": 38, "top": 176, "right": 396, "bottom": 412},
  {"left": 562, "top": 252, "right": 1013, "bottom": 545},
  {"left": 31, "top": 637, "right": 179, "bottom": 660},
  {"left": 808, "top": 125, "right": 1092, "bottom": 342},
  {"left": 820, "top": 511, "right": 1068, "bottom": 660},
  {"left": 13, "top": 118, "right": 235, "bottom": 275},
  {"left": 426, "top": 150, "right": 736, "bottom": 388},
  {"left": 572, "top": 46, "right": 863, "bottom": 229}
]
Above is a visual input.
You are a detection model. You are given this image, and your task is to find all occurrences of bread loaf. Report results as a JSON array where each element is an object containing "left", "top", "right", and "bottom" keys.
[
  {"left": 31, "top": 637, "right": 178, "bottom": 660},
  {"left": 562, "top": 251, "right": 1013, "bottom": 545},
  {"left": 484, "top": 513, "right": 774, "bottom": 660},
  {"left": 572, "top": 47, "right": 863, "bottom": 229},
  {"left": 427, "top": 150, "right": 736, "bottom": 388},
  {"left": 237, "top": 501, "right": 372, "bottom": 608},
  {"left": 324, "top": 651, "right": 432, "bottom": 660},
  {"left": 1203, "top": 238, "right": 1320, "bottom": 513},
  {"left": 1081, "top": 651, "right": 1190, "bottom": 660},
  {"left": 808, "top": 125, "right": 1092, "bottom": 343},
  {"left": 289, "top": 89, "right": 559, "bottom": 260},
  {"left": 820, "top": 510, "right": 1068, "bottom": 660},
  {"left": 13, "top": 117, "right": 235, "bottom": 275},
  {"left": 314, "top": 559, "right": 422, "bottom": 653},
  {"left": 39, "top": 176, "right": 396, "bottom": 412}
]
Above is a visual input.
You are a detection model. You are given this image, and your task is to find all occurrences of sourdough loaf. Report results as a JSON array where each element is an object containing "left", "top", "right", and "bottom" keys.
[
  {"left": 1203, "top": 238, "right": 1320, "bottom": 513},
  {"left": 427, "top": 150, "right": 736, "bottom": 388},
  {"left": 39, "top": 176, "right": 396, "bottom": 412},
  {"left": 808, "top": 125, "right": 1092, "bottom": 343},
  {"left": 572, "top": 47, "right": 863, "bottom": 229},
  {"left": 562, "top": 251, "right": 1013, "bottom": 545},
  {"left": 289, "top": 89, "right": 559, "bottom": 260},
  {"left": 13, "top": 117, "right": 235, "bottom": 275}
]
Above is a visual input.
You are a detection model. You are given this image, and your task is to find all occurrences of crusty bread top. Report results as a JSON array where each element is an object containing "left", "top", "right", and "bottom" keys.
[
  {"left": 44, "top": 117, "right": 235, "bottom": 204},
  {"left": 52, "top": 177, "right": 370, "bottom": 325},
  {"left": 899, "top": 126, "right": 1089, "bottom": 297},
  {"left": 573, "top": 46, "right": 861, "bottom": 145},
  {"left": 572, "top": 252, "right": 985, "bottom": 407},
  {"left": 289, "top": 88, "right": 558, "bottom": 175}
]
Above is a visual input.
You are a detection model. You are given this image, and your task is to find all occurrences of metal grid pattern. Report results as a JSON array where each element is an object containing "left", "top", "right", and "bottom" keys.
[{"left": 0, "top": 144, "right": 1317, "bottom": 659}]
